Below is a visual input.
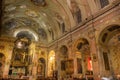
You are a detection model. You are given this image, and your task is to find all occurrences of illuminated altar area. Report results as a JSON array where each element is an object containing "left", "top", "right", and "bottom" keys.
[{"left": 0, "top": 37, "right": 38, "bottom": 80}]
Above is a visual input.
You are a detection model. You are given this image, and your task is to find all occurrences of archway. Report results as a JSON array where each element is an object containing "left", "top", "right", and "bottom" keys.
[
  {"left": 48, "top": 50, "right": 55, "bottom": 77},
  {"left": 0, "top": 53, "right": 5, "bottom": 78},
  {"left": 98, "top": 25, "right": 120, "bottom": 78},
  {"left": 74, "top": 38, "right": 93, "bottom": 77}
]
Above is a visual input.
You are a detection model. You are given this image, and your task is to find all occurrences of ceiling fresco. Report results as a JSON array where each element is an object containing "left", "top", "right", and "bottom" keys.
[{"left": 1, "top": 0, "right": 86, "bottom": 44}]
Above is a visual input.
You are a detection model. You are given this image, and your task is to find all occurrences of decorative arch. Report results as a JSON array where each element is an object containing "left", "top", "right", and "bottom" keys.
[
  {"left": 98, "top": 25, "right": 120, "bottom": 77},
  {"left": 98, "top": 25, "right": 120, "bottom": 45},
  {"left": 13, "top": 28, "right": 39, "bottom": 41},
  {"left": 73, "top": 38, "right": 93, "bottom": 75},
  {"left": 73, "top": 38, "right": 89, "bottom": 51}
]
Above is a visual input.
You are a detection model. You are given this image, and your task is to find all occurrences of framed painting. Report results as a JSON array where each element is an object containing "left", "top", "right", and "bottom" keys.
[{"left": 66, "top": 59, "right": 74, "bottom": 74}]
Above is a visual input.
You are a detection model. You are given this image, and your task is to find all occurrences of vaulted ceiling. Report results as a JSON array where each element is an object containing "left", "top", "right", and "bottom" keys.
[{"left": 1, "top": 0, "right": 90, "bottom": 44}]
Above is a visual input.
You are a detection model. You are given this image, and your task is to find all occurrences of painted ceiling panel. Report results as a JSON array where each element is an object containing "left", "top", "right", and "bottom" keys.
[{"left": 2, "top": 0, "right": 86, "bottom": 44}]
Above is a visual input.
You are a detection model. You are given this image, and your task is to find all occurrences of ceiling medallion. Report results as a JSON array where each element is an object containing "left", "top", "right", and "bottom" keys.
[{"left": 31, "top": 0, "right": 46, "bottom": 6}]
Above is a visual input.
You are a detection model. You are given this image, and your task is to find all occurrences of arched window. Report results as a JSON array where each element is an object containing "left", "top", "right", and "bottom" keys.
[
  {"left": 55, "top": 13, "right": 66, "bottom": 34},
  {"left": 100, "top": 0, "right": 109, "bottom": 8},
  {"left": 67, "top": 0, "right": 82, "bottom": 24}
]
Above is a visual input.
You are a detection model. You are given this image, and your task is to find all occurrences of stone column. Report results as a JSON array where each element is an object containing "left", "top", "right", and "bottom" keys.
[{"left": 90, "top": 39, "right": 100, "bottom": 80}]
